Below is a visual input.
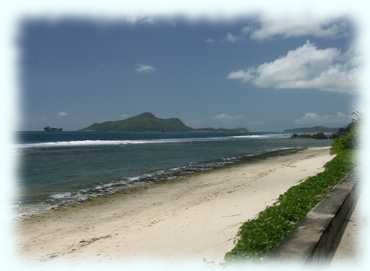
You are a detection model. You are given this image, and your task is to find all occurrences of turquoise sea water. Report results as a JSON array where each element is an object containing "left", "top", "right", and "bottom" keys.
[{"left": 17, "top": 131, "right": 331, "bottom": 216}]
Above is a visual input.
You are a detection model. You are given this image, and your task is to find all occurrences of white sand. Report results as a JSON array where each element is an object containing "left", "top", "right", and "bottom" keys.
[{"left": 18, "top": 147, "right": 334, "bottom": 263}]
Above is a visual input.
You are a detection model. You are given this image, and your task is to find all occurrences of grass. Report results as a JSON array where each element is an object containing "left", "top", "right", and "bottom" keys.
[{"left": 224, "top": 123, "right": 355, "bottom": 261}]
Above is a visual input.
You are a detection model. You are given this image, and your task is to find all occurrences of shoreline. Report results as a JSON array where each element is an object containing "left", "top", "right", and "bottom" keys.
[
  {"left": 17, "top": 146, "right": 309, "bottom": 219},
  {"left": 17, "top": 147, "right": 334, "bottom": 263}
]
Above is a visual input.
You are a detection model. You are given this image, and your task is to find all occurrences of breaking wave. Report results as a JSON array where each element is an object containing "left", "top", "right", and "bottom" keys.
[{"left": 18, "top": 134, "right": 290, "bottom": 149}]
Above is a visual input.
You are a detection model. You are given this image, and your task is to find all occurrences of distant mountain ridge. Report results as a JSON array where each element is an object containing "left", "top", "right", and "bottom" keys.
[
  {"left": 284, "top": 126, "right": 339, "bottom": 134},
  {"left": 81, "top": 112, "right": 249, "bottom": 133}
]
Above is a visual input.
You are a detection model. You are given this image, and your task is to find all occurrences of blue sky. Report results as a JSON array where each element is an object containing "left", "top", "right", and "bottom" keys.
[{"left": 20, "top": 16, "right": 357, "bottom": 131}]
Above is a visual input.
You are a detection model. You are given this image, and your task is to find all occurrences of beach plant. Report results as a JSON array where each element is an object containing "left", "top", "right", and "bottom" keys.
[
  {"left": 225, "top": 122, "right": 355, "bottom": 261},
  {"left": 331, "top": 121, "right": 356, "bottom": 155}
]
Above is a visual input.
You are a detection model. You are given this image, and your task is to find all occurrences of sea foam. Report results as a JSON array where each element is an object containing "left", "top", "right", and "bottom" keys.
[{"left": 18, "top": 134, "right": 290, "bottom": 148}]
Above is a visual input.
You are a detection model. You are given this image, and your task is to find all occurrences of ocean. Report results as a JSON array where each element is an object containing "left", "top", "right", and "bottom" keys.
[{"left": 17, "top": 131, "right": 332, "bottom": 217}]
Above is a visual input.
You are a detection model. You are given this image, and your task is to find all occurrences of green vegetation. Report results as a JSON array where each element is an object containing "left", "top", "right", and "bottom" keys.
[
  {"left": 81, "top": 112, "right": 192, "bottom": 132},
  {"left": 81, "top": 112, "right": 249, "bottom": 133},
  {"left": 331, "top": 122, "right": 356, "bottom": 155},
  {"left": 225, "top": 122, "right": 355, "bottom": 261}
]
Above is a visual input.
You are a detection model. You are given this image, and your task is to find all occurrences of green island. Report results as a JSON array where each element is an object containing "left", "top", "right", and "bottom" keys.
[
  {"left": 80, "top": 112, "right": 249, "bottom": 133},
  {"left": 225, "top": 121, "right": 356, "bottom": 261}
]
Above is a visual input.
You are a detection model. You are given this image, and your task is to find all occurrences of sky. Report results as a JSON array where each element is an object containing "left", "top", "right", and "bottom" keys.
[{"left": 19, "top": 15, "right": 358, "bottom": 132}]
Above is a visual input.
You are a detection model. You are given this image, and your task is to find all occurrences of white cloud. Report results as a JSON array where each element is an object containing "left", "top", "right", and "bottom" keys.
[
  {"left": 225, "top": 32, "right": 240, "bottom": 43},
  {"left": 295, "top": 112, "right": 352, "bottom": 126},
  {"left": 213, "top": 113, "right": 244, "bottom": 121},
  {"left": 227, "top": 41, "right": 358, "bottom": 93},
  {"left": 249, "top": 16, "right": 348, "bottom": 40},
  {"left": 205, "top": 38, "right": 215, "bottom": 43},
  {"left": 57, "top": 112, "right": 69, "bottom": 117},
  {"left": 125, "top": 16, "right": 156, "bottom": 25},
  {"left": 241, "top": 26, "right": 252, "bottom": 35},
  {"left": 223, "top": 25, "right": 252, "bottom": 44},
  {"left": 227, "top": 69, "right": 255, "bottom": 82},
  {"left": 222, "top": 17, "right": 347, "bottom": 44},
  {"left": 136, "top": 64, "right": 156, "bottom": 73}
]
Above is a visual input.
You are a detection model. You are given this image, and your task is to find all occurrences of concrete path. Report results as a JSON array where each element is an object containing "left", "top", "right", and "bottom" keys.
[{"left": 332, "top": 206, "right": 359, "bottom": 260}]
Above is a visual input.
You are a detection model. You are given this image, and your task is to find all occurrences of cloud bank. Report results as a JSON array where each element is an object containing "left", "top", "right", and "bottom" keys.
[
  {"left": 295, "top": 112, "right": 352, "bottom": 126},
  {"left": 249, "top": 16, "right": 348, "bottom": 40},
  {"left": 188, "top": 113, "right": 263, "bottom": 130},
  {"left": 220, "top": 16, "right": 348, "bottom": 44},
  {"left": 227, "top": 41, "right": 358, "bottom": 93}
]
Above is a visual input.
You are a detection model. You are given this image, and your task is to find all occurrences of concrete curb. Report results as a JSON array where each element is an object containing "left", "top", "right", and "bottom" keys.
[{"left": 272, "top": 173, "right": 357, "bottom": 262}]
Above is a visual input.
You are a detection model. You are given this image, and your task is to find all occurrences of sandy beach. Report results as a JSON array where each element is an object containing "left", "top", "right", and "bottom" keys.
[{"left": 17, "top": 147, "right": 334, "bottom": 263}]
